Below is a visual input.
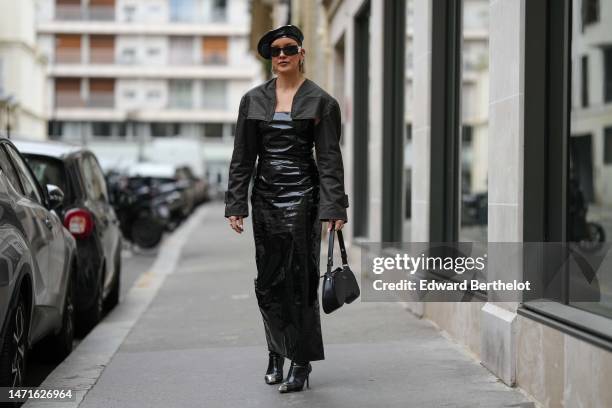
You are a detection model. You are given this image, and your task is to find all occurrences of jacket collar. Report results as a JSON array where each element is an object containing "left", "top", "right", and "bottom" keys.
[{"left": 259, "top": 77, "right": 316, "bottom": 121}]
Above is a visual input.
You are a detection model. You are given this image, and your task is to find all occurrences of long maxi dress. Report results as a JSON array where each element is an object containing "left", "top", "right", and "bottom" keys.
[{"left": 224, "top": 77, "right": 349, "bottom": 363}]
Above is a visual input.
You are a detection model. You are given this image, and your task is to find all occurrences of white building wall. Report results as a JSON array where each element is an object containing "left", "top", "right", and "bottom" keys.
[
  {"left": 227, "top": 0, "right": 248, "bottom": 26},
  {"left": 35, "top": 0, "right": 54, "bottom": 23},
  {"left": 116, "top": 0, "right": 168, "bottom": 23},
  {"left": 37, "top": 33, "right": 54, "bottom": 63},
  {"left": 0, "top": 0, "right": 47, "bottom": 139}
]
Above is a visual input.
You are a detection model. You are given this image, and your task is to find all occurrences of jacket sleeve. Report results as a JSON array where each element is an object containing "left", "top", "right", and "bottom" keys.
[
  {"left": 314, "top": 98, "right": 349, "bottom": 222},
  {"left": 224, "top": 94, "right": 258, "bottom": 218}
]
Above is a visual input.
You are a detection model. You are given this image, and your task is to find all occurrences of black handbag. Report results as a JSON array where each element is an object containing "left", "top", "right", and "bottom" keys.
[{"left": 321, "top": 226, "right": 360, "bottom": 314}]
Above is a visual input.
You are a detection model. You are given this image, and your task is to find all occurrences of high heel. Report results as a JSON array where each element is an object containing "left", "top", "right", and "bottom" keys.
[
  {"left": 265, "top": 351, "right": 284, "bottom": 384},
  {"left": 278, "top": 361, "right": 311, "bottom": 393}
]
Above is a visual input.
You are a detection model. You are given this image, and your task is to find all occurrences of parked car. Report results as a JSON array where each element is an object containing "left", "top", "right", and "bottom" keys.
[
  {"left": 106, "top": 170, "right": 174, "bottom": 249},
  {"left": 0, "top": 137, "right": 77, "bottom": 386},
  {"left": 14, "top": 139, "right": 123, "bottom": 336},
  {"left": 127, "top": 162, "right": 195, "bottom": 220},
  {"left": 176, "top": 165, "right": 210, "bottom": 205}
]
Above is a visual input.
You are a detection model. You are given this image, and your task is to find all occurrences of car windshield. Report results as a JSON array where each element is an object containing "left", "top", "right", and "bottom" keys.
[{"left": 23, "top": 154, "right": 70, "bottom": 203}]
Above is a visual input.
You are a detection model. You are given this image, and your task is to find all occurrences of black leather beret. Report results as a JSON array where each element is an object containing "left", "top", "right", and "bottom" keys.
[{"left": 257, "top": 24, "right": 304, "bottom": 59}]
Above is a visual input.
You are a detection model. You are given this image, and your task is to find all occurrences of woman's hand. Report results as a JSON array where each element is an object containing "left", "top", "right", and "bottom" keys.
[
  {"left": 229, "top": 216, "right": 244, "bottom": 234},
  {"left": 327, "top": 219, "right": 345, "bottom": 231}
]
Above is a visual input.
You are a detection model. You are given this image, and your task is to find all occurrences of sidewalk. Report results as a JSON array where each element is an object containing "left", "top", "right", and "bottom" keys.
[{"left": 67, "top": 202, "right": 532, "bottom": 407}]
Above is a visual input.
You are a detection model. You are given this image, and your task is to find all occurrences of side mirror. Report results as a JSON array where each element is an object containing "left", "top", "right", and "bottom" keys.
[{"left": 47, "top": 184, "right": 65, "bottom": 210}]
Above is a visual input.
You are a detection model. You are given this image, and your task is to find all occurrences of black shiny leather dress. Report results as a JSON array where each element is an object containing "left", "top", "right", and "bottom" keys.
[{"left": 251, "top": 111, "right": 324, "bottom": 362}]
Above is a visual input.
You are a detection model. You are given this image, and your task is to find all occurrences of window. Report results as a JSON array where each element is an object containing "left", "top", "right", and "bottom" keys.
[
  {"left": 89, "top": 0, "right": 115, "bottom": 21},
  {"left": 81, "top": 156, "right": 101, "bottom": 201},
  {"left": 48, "top": 121, "right": 64, "bottom": 139},
  {"left": 5, "top": 145, "right": 43, "bottom": 204},
  {"left": 146, "top": 89, "right": 161, "bottom": 100},
  {"left": 604, "top": 47, "right": 612, "bottom": 103},
  {"left": 151, "top": 122, "right": 180, "bottom": 137},
  {"left": 123, "top": 4, "right": 136, "bottom": 21},
  {"left": 353, "top": 1, "right": 370, "bottom": 239},
  {"left": 88, "top": 155, "right": 109, "bottom": 202},
  {"left": 120, "top": 48, "right": 137, "bottom": 64},
  {"left": 459, "top": 0, "right": 489, "bottom": 244},
  {"left": 170, "top": 0, "right": 196, "bottom": 22},
  {"left": 581, "top": 0, "right": 599, "bottom": 28},
  {"left": 169, "top": 36, "right": 195, "bottom": 65},
  {"left": 24, "top": 155, "right": 71, "bottom": 203},
  {"left": 92, "top": 122, "right": 112, "bottom": 136},
  {"left": 604, "top": 127, "right": 612, "bottom": 165},
  {"left": 90, "top": 35, "right": 115, "bottom": 64},
  {"left": 123, "top": 89, "right": 136, "bottom": 99},
  {"left": 168, "top": 79, "right": 193, "bottom": 109},
  {"left": 523, "top": 0, "right": 612, "bottom": 327},
  {"left": 202, "top": 36, "right": 228, "bottom": 65},
  {"left": 0, "top": 145, "right": 24, "bottom": 195},
  {"left": 211, "top": 0, "right": 227, "bottom": 22},
  {"left": 582, "top": 55, "right": 589, "bottom": 107},
  {"left": 55, "top": 78, "right": 83, "bottom": 107},
  {"left": 55, "top": 34, "right": 82, "bottom": 64},
  {"left": 203, "top": 123, "right": 223, "bottom": 138},
  {"left": 88, "top": 78, "right": 115, "bottom": 108},
  {"left": 201, "top": 80, "right": 227, "bottom": 109},
  {"left": 56, "top": 0, "right": 82, "bottom": 21}
]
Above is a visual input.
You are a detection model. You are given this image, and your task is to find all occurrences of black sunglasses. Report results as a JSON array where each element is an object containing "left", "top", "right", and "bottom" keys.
[{"left": 270, "top": 45, "right": 301, "bottom": 57}]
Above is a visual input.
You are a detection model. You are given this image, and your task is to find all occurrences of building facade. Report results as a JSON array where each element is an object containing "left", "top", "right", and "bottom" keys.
[
  {"left": 36, "top": 0, "right": 262, "bottom": 187},
  {"left": 282, "top": 0, "right": 612, "bottom": 406},
  {"left": 0, "top": 0, "right": 48, "bottom": 140}
]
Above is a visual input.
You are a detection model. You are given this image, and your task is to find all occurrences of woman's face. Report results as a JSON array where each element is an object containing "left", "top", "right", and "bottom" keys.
[{"left": 270, "top": 37, "right": 304, "bottom": 74}]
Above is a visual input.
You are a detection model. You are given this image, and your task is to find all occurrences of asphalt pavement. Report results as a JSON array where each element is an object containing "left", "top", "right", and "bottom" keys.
[{"left": 27, "top": 202, "right": 534, "bottom": 408}]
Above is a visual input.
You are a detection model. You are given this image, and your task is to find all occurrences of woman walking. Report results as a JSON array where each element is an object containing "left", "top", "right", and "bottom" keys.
[{"left": 224, "top": 24, "right": 349, "bottom": 393}]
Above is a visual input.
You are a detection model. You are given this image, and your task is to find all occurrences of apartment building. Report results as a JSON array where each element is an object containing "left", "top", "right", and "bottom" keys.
[
  {"left": 0, "top": 0, "right": 47, "bottom": 139},
  {"left": 36, "top": 0, "right": 262, "bottom": 187}
]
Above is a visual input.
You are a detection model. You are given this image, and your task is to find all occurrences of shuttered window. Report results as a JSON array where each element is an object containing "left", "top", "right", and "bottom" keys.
[
  {"left": 56, "top": 34, "right": 81, "bottom": 63},
  {"left": 202, "top": 36, "right": 228, "bottom": 65}
]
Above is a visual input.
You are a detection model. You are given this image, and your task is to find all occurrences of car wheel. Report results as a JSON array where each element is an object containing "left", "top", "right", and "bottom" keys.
[
  {"left": 132, "top": 217, "right": 164, "bottom": 249},
  {"left": 76, "top": 267, "right": 104, "bottom": 336},
  {"left": 0, "top": 294, "right": 28, "bottom": 387},
  {"left": 35, "top": 270, "right": 75, "bottom": 363},
  {"left": 104, "top": 251, "right": 121, "bottom": 311}
]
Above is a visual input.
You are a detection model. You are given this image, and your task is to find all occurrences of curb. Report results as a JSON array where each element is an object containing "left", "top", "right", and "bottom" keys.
[{"left": 23, "top": 205, "right": 210, "bottom": 408}]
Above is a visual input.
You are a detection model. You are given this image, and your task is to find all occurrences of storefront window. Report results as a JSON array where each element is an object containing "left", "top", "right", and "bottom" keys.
[
  {"left": 459, "top": 0, "right": 489, "bottom": 243},
  {"left": 403, "top": 0, "right": 414, "bottom": 242},
  {"left": 568, "top": 0, "right": 612, "bottom": 318}
]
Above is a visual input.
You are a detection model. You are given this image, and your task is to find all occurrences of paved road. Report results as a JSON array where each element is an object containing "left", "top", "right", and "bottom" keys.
[{"left": 42, "top": 201, "right": 533, "bottom": 408}]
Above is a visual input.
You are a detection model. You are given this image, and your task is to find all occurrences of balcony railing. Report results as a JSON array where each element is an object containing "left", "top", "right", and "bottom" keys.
[
  {"left": 201, "top": 98, "right": 227, "bottom": 110},
  {"left": 55, "top": 49, "right": 82, "bottom": 64},
  {"left": 87, "top": 92, "right": 114, "bottom": 108},
  {"left": 55, "top": 5, "right": 82, "bottom": 20},
  {"left": 56, "top": 92, "right": 85, "bottom": 108},
  {"left": 89, "top": 49, "right": 115, "bottom": 64},
  {"left": 202, "top": 53, "right": 228, "bottom": 65},
  {"left": 88, "top": 5, "right": 115, "bottom": 21},
  {"left": 55, "top": 92, "right": 114, "bottom": 108},
  {"left": 55, "top": 5, "right": 115, "bottom": 21},
  {"left": 169, "top": 55, "right": 197, "bottom": 65}
]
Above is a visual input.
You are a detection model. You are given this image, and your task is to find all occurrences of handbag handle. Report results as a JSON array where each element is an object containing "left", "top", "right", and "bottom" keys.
[{"left": 323, "top": 225, "right": 349, "bottom": 276}]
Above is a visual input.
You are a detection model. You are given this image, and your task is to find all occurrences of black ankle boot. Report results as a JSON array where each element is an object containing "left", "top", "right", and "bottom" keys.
[
  {"left": 265, "top": 352, "right": 284, "bottom": 384},
  {"left": 278, "top": 361, "right": 311, "bottom": 393}
]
